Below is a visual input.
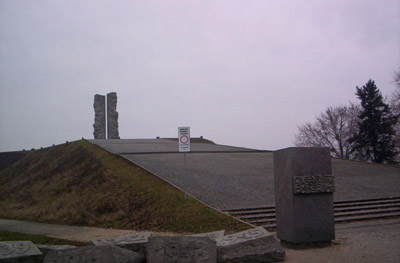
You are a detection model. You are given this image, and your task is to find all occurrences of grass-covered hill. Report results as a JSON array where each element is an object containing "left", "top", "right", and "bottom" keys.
[{"left": 0, "top": 140, "right": 250, "bottom": 233}]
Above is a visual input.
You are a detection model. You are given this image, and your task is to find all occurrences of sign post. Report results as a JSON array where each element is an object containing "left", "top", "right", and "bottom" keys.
[{"left": 178, "top": 127, "right": 190, "bottom": 200}]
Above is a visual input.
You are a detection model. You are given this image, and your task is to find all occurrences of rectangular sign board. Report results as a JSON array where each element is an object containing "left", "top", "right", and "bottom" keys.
[{"left": 178, "top": 126, "right": 191, "bottom": 152}]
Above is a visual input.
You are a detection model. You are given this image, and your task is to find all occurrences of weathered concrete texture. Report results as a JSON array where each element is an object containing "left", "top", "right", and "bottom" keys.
[
  {"left": 36, "top": 244, "right": 76, "bottom": 257},
  {"left": 274, "top": 147, "right": 335, "bottom": 243},
  {"left": 216, "top": 227, "right": 285, "bottom": 263},
  {"left": 0, "top": 241, "right": 43, "bottom": 262},
  {"left": 146, "top": 236, "right": 217, "bottom": 263},
  {"left": 87, "top": 139, "right": 400, "bottom": 210},
  {"left": 93, "top": 94, "right": 106, "bottom": 139},
  {"left": 189, "top": 230, "right": 225, "bottom": 241},
  {"left": 43, "top": 245, "right": 142, "bottom": 263},
  {"left": 91, "top": 232, "right": 151, "bottom": 258},
  {"left": 107, "top": 92, "right": 120, "bottom": 139}
]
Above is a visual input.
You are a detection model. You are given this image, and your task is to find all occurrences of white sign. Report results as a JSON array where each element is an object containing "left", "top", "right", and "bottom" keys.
[{"left": 178, "top": 126, "right": 191, "bottom": 152}]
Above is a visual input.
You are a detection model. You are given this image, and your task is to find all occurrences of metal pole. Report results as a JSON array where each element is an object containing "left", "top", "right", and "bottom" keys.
[{"left": 184, "top": 153, "right": 187, "bottom": 200}]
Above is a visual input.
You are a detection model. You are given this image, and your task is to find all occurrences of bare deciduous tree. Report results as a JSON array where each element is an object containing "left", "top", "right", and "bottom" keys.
[{"left": 295, "top": 104, "right": 360, "bottom": 159}]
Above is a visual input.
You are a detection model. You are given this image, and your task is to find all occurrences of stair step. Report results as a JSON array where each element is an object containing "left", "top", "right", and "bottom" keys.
[
  {"left": 234, "top": 204, "right": 400, "bottom": 220},
  {"left": 224, "top": 197, "right": 400, "bottom": 215},
  {"left": 335, "top": 207, "right": 400, "bottom": 218},
  {"left": 334, "top": 196, "right": 400, "bottom": 205},
  {"left": 334, "top": 199, "right": 400, "bottom": 208},
  {"left": 334, "top": 212, "right": 400, "bottom": 223},
  {"left": 228, "top": 208, "right": 275, "bottom": 216},
  {"left": 248, "top": 218, "right": 276, "bottom": 224},
  {"left": 334, "top": 203, "right": 400, "bottom": 213}
]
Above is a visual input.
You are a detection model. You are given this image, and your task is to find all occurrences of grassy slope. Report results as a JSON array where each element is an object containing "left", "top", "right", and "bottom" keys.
[{"left": 0, "top": 140, "right": 250, "bottom": 233}]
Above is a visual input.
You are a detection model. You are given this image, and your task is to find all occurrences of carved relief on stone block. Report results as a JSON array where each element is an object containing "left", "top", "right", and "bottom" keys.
[
  {"left": 147, "top": 236, "right": 217, "bottom": 263},
  {"left": 0, "top": 241, "right": 42, "bottom": 259},
  {"left": 216, "top": 227, "right": 269, "bottom": 246},
  {"left": 107, "top": 92, "right": 120, "bottom": 139},
  {"left": 91, "top": 232, "right": 151, "bottom": 246},
  {"left": 293, "top": 175, "right": 335, "bottom": 194},
  {"left": 93, "top": 94, "right": 106, "bottom": 139}
]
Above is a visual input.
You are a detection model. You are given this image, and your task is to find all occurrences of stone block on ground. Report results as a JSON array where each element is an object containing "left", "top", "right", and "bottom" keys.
[
  {"left": 273, "top": 147, "right": 335, "bottom": 243},
  {"left": 36, "top": 244, "right": 76, "bottom": 256},
  {"left": 189, "top": 230, "right": 225, "bottom": 240},
  {"left": 216, "top": 227, "right": 285, "bottom": 263},
  {"left": 43, "top": 245, "right": 142, "bottom": 263},
  {"left": 0, "top": 241, "right": 43, "bottom": 263},
  {"left": 147, "top": 236, "right": 217, "bottom": 263},
  {"left": 90, "top": 232, "right": 151, "bottom": 257}
]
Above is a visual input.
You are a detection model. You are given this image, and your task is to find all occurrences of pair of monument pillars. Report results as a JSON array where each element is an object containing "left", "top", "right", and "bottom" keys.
[
  {"left": 273, "top": 147, "right": 335, "bottom": 244},
  {"left": 93, "top": 92, "right": 120, "bottom": 139}
]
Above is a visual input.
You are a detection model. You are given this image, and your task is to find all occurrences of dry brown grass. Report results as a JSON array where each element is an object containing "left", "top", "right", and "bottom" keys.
[{"left": 0, "top": 140, "right": 250, "bottom": 233}]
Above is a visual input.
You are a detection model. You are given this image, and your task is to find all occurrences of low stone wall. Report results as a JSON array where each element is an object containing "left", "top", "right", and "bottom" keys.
[{"left": 0, "top": 227, "right": 285, "bottom": 263}]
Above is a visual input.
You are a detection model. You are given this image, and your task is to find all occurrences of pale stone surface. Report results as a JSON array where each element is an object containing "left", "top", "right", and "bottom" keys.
[
  {"left": 0, "top": 241, "right": 42, "bottom": 261},
  {"left": 273, "top": 147, "right": 335, "bottom": 243},
  {"left": 107, "top": 92, "right": 120, "bottom": 139},
  {"left": 189, "top": 230, "right": 225, "bottom": 240},
  {"left": 216, "top": 227, "right": 285, "bottom": 263},
  {"left": 36, "top": 244, "right": 76, "bottom": 255},
  {"left": 93, "top": 94, "right": 106, "bottom": 139},
  {"left": 147, "top": 236, "right": 217, "bottom": 263},
  {"left": 43, "top": 245, "right": 141, "bottom": 263},
  {"left": 91, "top": 232, "right": 151, "bottom": 256}
]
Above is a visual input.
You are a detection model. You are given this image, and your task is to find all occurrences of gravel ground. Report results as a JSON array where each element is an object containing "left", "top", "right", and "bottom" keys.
[
  {"left": 89, "top": 139, "right": 400, "bottom": 210},
  {"left": 285, "top": 219, "right": 400, "bottom": 263}
]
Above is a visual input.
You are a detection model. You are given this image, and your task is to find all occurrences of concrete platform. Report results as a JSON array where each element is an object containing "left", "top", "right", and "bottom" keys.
[{"left": 89, "top": 139, "right": 400, "bottom": 210}]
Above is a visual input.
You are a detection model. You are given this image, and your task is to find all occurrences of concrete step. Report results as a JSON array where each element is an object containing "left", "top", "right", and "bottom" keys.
[
  {"left": 335, "top": 203, "right": 400, "bottom": 212},
  {"left": 334, "top": 199, "right": 400, "bottom": 208},
  {"left": 236, "top": 204, "right": 400, "bottom": 220},
  {"left": 225, "top": 197, "right": 400, "bottom": 216},
  {"left": 334, "top": 212, "right": 400, "bottom": 223},
  {"left": 262, "top": 212, "right": 400, "bottom": 230},
  {"left": 335, "top": 207, "right": 400, "bottom": 218}
]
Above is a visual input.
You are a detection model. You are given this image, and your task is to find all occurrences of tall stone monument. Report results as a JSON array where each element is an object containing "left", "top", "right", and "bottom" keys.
[
  {"left": 93, "top": 94, "right": 106, "bottom": 139},
  {"left": 107, "top": 92, "right": 120, "bottom": 139},
  {"left": 273, "top": 147, "right": 335, "bottom": 244}
]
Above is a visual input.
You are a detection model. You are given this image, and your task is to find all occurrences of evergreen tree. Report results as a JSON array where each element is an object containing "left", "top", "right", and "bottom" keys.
[{"left": 349, "top": 80, "right": 398, "bottom": 163}]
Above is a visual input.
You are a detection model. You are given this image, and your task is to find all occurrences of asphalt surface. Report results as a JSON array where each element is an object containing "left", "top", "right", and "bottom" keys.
[{"left": 89, "top": 139, "right": 400, "bottom": 210}]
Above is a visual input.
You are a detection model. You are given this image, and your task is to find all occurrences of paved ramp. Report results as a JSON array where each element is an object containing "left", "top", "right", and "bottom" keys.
[{"left": 88, "top": 139, "right": 400, "bottom": 210}]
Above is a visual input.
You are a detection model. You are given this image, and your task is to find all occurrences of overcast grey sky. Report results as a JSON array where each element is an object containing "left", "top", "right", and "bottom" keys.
[{"left": 0, "top": 0, "right": 399, "bottom": 152}]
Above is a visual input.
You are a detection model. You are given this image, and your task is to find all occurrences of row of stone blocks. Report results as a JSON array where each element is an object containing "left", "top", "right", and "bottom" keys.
[{"left": 0, "top": 227, "right": 285, "bottom": 263}]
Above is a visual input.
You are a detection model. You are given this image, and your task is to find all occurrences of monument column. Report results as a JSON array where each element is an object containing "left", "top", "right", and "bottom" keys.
[
  {"left": 273, "top": 147, "right": 335, "bottom": 244},
  {"left": 93, "top": 94, "right": 106, "bottom": 139},
  {"left": 107, "top": 92, "right": 120, "bottom": 139}
]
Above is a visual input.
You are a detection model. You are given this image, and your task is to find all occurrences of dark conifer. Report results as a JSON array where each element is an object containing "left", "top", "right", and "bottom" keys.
[{"left": 349, "top": 80, "right": 398, "bottom": 163}]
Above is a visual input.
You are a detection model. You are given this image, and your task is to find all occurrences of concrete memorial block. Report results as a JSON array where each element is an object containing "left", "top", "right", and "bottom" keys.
[
  {"left": 273, "top": 147, "right": 335, "bottom": 244},
  {"left": 107, "top": 92, "right": 120, "bottom": 139},
  {"left": 0, "top": 241, "right": 43, "bottom": 262},
  {"left": 216, "top": 227, "right": 285, "bottom": 263},
  {"left": 43, "top": 245, "right": 141, "bottom": 263},
  {"left": 36, "top": 244, "right": 76, "bottom": 256},
  {"left": 189, "top": 230, "right": 225, "bottom": 241},
  {"left": 91, "top": 232, "right": 151, "bottom": 256},
  {"left": 93, "top": 94, "right": 106, "bottom": 139},
  {"left": 146, "top": 236, "right": 217, "bottom": 263}
]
